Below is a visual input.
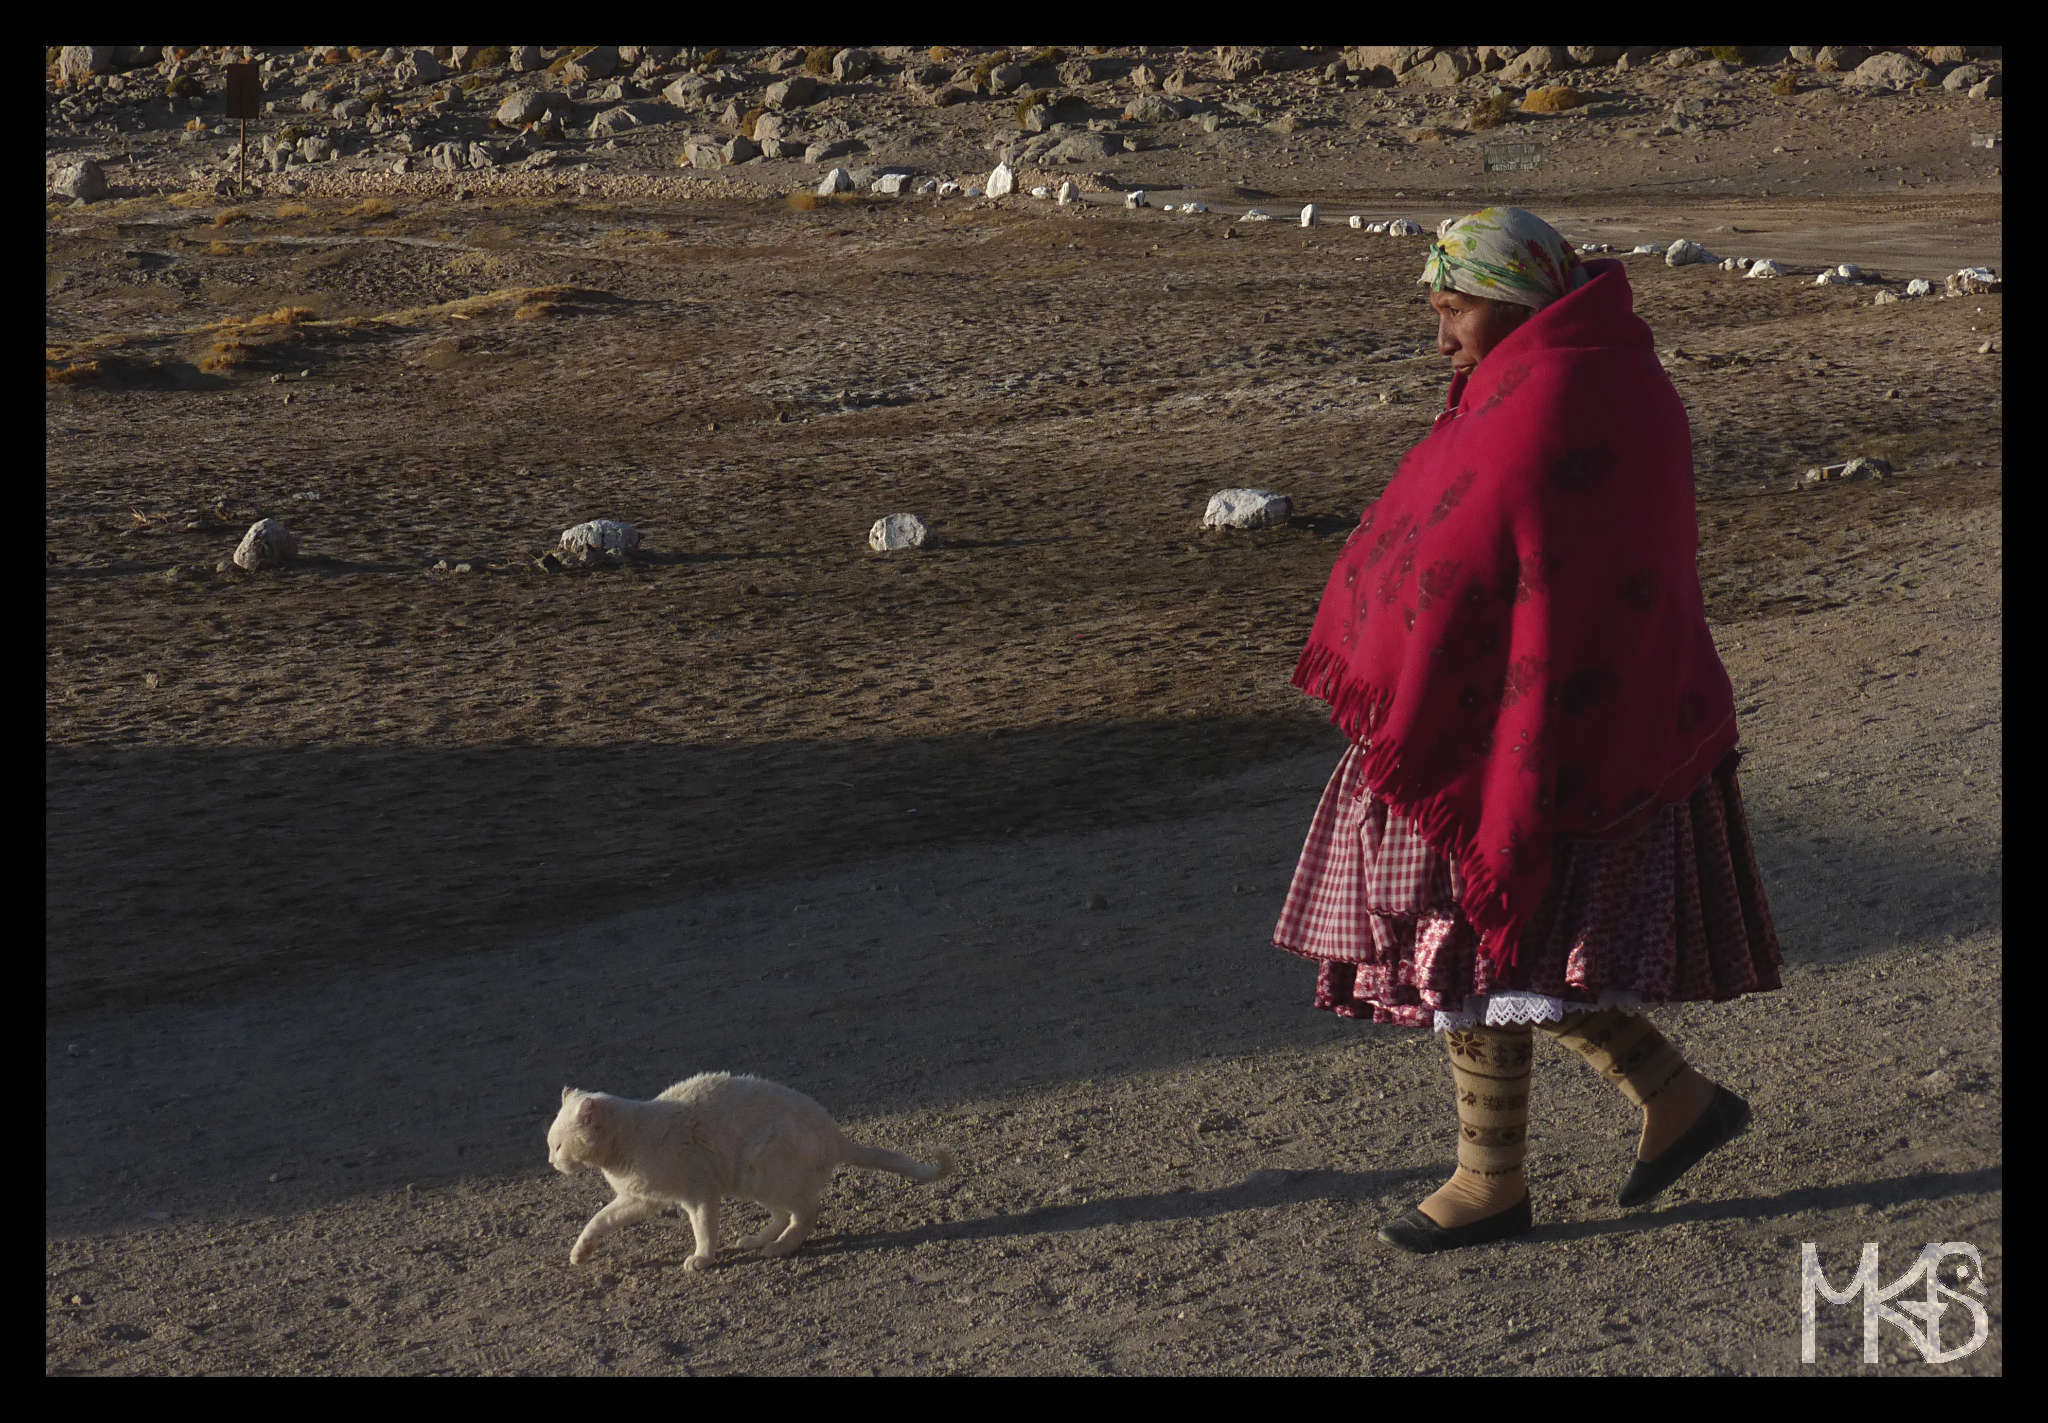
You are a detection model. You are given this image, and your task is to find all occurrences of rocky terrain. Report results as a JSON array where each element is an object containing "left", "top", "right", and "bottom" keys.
[{"left": 48, "top": 44, "right": 1999, "bottom": 1376}]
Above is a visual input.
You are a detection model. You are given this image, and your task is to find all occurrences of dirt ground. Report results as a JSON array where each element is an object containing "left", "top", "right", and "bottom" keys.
[{"left": 47, "top": 45, "right": 2000, "bottom": 1376}]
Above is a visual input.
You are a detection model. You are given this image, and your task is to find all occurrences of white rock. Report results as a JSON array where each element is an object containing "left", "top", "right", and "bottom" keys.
[
  {"left": 1241, "top": 208, "right": 1272, "bottom": 221},
  {"left": 1905, "top": 278, "right": 1933, "bottom": 297},
  {"left": 1437, "top": 216, "right": 1459, "bottom": 238},
  {"left": 817, "top": 166, "right": 854, "bottom": 196},
  {"left": 1386, "top": 218, "right": 1424, "bottom": 236},
  {"left": 1366, "top": 220, "right": 1389, "bottom": 234},
  {"left": 1840, "top": 456, "right": 1891, "bottom": 481},
  {"left": 1873, "top": 290, "right": 1900, "bottom": 305},
  {"left": 1161, "top": 203, "right": 1178, "bottom": 212},
  {"left": 872, "top": 172, "right": 910, "bottom": 195},
  {"left": 915, "top": 177, "right": 940, "bottom": 195},
  {"left": 1300, "top": 203, "right": 1317, "bottom": 227},
  {"left": 986, "top": 161, "right": 1016, "bottom": 199},
  {"left": 1719, "top": 256, "right": 1744, "bottom": 271},
  {"left": 868, "top": 513, "right": 928, "bottom": 551},
  {"left": 1813, "top": 272, "right": 1840, "bottom": 286},
  {"left": 232, "top": 518, "right": 298, "bottom": 571},
  {"left": 1203, "top": 489, "right": 1293, "bottom": 530},
  {"left": 1666, "top": 238, "right": 1713, "bottom": 267},
  {"left": 937, "top": 179, "right": 960, "bottom": 196},
  {"left": 1630, "top": 242, "right": 1668, "bottom": 255},
  {"left": 1946, "top": 266, "right": 2000, "bottom": 296},
  {"left": 1349, "top": 214, "right": 1364, "bottom": 229},
  {"left": 1126, "top": 189, "right": 1149, "bottom": 208},
  {"left": 1746, "top": 259, "right": 1785, "bottom": 279},
  {"left": 1836, "top": 263, "right": 1863, "bottom": 281},
  {"left": 1029, "top": 184, "right": 1051, "bottom": 199},
  {"left": 559, "top": 519, "right": 642, "bottom": 558},
  {"left": 1179, "top": 200, "right": 1207, "bottom": 214},
  {"left": 964, "top": 186, "right": 984, "bottom": 198},
  {"left": 1056, "top": 180, "right": 1080, "bottom": 205}
]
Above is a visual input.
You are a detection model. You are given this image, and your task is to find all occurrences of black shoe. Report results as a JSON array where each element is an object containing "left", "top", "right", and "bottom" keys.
[
  {"left": 1377, "top": 1193, "right": 1533, "bottom": 1254},
  {"left": 1617, "top": 1084, "right": 1752, "bottom": 1208}
]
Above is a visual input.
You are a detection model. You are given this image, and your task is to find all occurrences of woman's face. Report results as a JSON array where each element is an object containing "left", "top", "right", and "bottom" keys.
[{"left": 1430, "top": 289, "right": 1533, "bottom": 378}]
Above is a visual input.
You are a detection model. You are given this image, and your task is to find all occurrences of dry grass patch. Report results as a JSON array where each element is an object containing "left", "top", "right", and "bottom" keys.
[
  {"left": 212, "top": 208, "right": 251, "bottom": 228},
  {"left": 804, "top": 47, "right": 840, "bottom": 77},
  {"left": 47, "top": 361, "right": 104, "bottom": 385},
  {"left": 1468, "top": 91, "right": 1516, "bottom": 130},
  {"left": 1522, "top": 85, "right": 1586, "bottom": 112},
  {"left": 346, "top": 196, "right": 397, "bottom": 219},
  {"left": 275, "top": 202, "right": 314, "bottom": 219}
]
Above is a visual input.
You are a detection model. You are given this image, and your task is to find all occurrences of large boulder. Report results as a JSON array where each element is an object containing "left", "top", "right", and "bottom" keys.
[
  {"left": 1566, "top": 45, "right": 1623, "bottom": 65},
  {"left": 1846, "top": 51, "right": 1933, "bottom": 89},
  {"left": 496, "top": 88, "right": 551, "bottom": 126},
  {"left": 1123, "top": 92, "right": 1183, "bottom": 123},
  {"left": 868, "top": 514, "right": 928, "bottom": 551},
  {"left": 1047, "top": 129, "right": 1125, "bottom": 163},
  {"left": 1504, "top": 45, "right": 1571, "bottom": 79},
  {"left": 1814, "top": 45, "right": 1871, "bottom": 72},
  {"left": 559, "top": 520, "right": 641, "bottom": 559},
  {"left": 1214, "top": 45, "right": 1277, "bottom": 79},
  {"left": 51, "top": 158, "right": 109, "bottom": 201},
  {"left": 1409, "top": 47, "right": 1477, "bottom": 85},
  {"left": 589, "top": 106, "right": 641, "bottom": 139},
  {"left": 233, "top": 519, "right": 299, "bottom": 571},
  {"left": 1346, "top": 46, "right": 1433, "bottom": 76},
  {"left": 57, "top": 46, "right": 118, "bottom": 84},
  {"left": 765, "top": 75, "right": 818, "bottom": 107},
  {"left": 832, "top": 47, "right": 877, "bottom": 82},
  {"left": 563, "top": 45, "right": 619, "bottom": 82}
]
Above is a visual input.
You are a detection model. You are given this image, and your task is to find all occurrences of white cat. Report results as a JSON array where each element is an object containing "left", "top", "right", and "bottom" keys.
[{"left": 546, "top": 1073, "right": 955, "bottom": 1271}]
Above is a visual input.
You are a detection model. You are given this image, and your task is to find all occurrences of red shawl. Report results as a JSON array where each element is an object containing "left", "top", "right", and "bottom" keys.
[{"left": 1291, "top": 259, "right": 1737, "bottom": 971}]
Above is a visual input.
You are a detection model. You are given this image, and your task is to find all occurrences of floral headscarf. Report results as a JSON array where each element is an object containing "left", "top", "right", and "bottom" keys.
[{"left": 1419, "top": 206, "right": 1588, "bottom": 310}]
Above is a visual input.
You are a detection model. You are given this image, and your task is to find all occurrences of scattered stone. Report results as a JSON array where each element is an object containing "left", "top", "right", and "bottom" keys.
[
  {"left": 509, "top": 45, "right": 544, "bottom": 73},
  {"left": 1968, "top": 76, "right": 2001, "bottom": 100},
  {"left": 817, "top": 166, "right": 854, "bottom": 196},
  {"left": 1046, "top": 130, "right": 1125, "bottom": 163},
  {"left": 559, "top": 519, "right": 641, "bottom": 559},
  {"left": 1665, "top": 238, "right": 1714, "bottom": 267},
  {"left": 1746, "top": 259, "right": 1786, "bottom": 278},
  {"left": 1386, "top": 219, "right": 1423, "bottom": 236},
  {"left": 937, "top": 180, "right": 960, "bottom": 196},
  {"left": 1814, "top": 271, "right": 1843, "bottom": 286},
  {"left": 1029, "top": 184, "right": 1051, "bottom": 199},
  {"left": 873, "top": 172, "right": 912, "bottom": 196},
  {"left": 58, "top": 46, "right": 118, "bottom": 85},
  {"left": 1126, "top": 190, "right": 1148, "bottom": 208},
  {"left": 233, "top": 518, "right": 298, "bottom": 572},
  {"left": 301, "top": 136, "right": 339, "bottom": 164},
  {"left": 563, "top": 45, "right": 620, "bottom": 83},
  {"left": 721, "top": 134, "right": 760, "bottom": 164},
  {"left": 1836, "top": 263, "right": 1864, "bottom": 281},
  {"left": 868, "top": 513, "right": 928, "bottom": 551},
  {"left": 1842, "top": 456, "right": 1891, "bottom": 481},
  {"left": 1814, "top": 45, "right": 1871, "bottom": 73},
  {"left": 1873, "top": 290, "right": 1900, "bottom": 305},
  {"left": 1942, "top": 63, "right": 1986, "bottom": 91},
  {"left": 915, "top": 177, "right": 939, "bottom": 195},
  {"left": 1906, "top": 278, "right": 1934, "bottom": 297},
  {"left": 1630, "top": 242, "right": 1668, "bottom": 255},
  {"left": 1300, "top": 203, "right": 1317, "bottom": 227},
  {"left": 986, "top": 161, "right": 1016, "bottom": 199},
  {"left": 987, "top": 63, "right": 1026, "bottom": 95},
  {"left": 803, "top": 138, "right": 856, "bottom": 164},
  {"left": 1579, "top": 243, "right": 1612, "bottom": 254},
  {"left": 1946, "top": 267, "right": 2000, "bottom": 296},
  {"left": 1978, "top": 339, "right": 1995, "bottom": 355},
  {"left": 51, "top": 159, "right": 109, "bottom": 202},
  {"left": 1056, "top": 180, "right": 1080, "bottom": 205},
  {"left": 1239, "top": 208, "right": 1271, "bottom": 222},
  {"left": 1203, "top": 489, "right": 1292, "bottom": 530},
  {"left": 589, "top": 106, "right": 641, "bottom": 139}
]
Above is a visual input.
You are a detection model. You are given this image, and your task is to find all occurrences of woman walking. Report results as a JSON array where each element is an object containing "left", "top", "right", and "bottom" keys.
[{"left": 1274, "top": 208, "right": 1782, "bottom": 1253}]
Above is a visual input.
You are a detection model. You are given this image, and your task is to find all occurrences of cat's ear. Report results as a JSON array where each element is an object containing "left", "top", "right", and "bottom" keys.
[
  {"left": 575, "top": 1095, "right": 600, "bottom": 1124},
  {"left": 561, "top": 1086, "right": 573, "bottom": 1102}
]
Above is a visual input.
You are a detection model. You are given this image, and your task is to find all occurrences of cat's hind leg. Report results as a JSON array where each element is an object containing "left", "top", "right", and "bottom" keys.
[
  {"left": 680, "top": 1197, "right": 723, "bottom": 1272},
  {"left": 568, "top": 1195, "right": 660, "bottom": 1265},
  {"left": 758, "top": 1196, "right": 821, "bottom": 1259},
  {"left": 736, "top": 1210, "right": 792, "bottom": 1252}
]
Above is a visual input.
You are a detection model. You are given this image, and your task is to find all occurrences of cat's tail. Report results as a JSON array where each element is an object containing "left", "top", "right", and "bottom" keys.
[{"left": 846, "top": 1143, "right": 955, "bottom": 1183}]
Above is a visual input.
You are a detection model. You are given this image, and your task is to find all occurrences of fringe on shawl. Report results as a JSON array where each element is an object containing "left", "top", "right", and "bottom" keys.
[{"left": 1292, "top": 639, "right": 1530, "bottom": 971}]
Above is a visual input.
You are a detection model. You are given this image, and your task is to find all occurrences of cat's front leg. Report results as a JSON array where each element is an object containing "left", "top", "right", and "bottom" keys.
[
  {"left": 569, "top": 1195, "right": 660, "bottom": 1265},
  {"left": 680, "top": 1197, "right": 722, "bottom": 1272}
]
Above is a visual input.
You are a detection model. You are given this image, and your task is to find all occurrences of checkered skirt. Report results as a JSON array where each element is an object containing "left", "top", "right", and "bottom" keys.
[{"left": 1273, "top": 741, "right": 1782, "bottom": 1028}]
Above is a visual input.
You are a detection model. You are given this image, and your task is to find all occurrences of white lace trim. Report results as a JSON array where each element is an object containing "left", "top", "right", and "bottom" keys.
[{"left": 1432, "top": 989, "right": 1645, "bottom": 1032}]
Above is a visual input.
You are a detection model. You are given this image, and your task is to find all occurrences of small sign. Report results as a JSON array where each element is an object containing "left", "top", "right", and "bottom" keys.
[
  {"left": 225, "top": 62, "right": 262, "bottom": 120},
  {"left": 1970, "top": 132, "right": 1999, "bottom": 149},
  {"left": 1483, "top": 142, "right": 1545, "bottom": 174}
]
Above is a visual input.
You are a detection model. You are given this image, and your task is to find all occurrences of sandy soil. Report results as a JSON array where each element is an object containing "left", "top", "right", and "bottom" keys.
[{"left": 48, "top": 45, "right": 2000, "bottom": 1375}]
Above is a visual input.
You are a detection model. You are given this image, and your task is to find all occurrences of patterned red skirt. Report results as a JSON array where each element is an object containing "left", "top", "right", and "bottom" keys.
[{"left": 1273, "top": 743, "right": 1782, "bottom": 1029}]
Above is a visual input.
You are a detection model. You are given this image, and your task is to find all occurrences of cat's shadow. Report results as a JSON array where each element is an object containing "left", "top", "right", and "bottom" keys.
[{"left": 792, "top": 1165, "right": 1434, "bottom": 1259}]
